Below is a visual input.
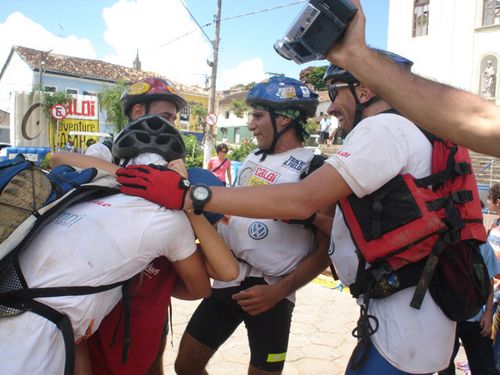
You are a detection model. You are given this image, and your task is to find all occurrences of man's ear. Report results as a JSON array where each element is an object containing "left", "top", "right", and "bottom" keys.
[
  {"left": 276, "top": 115, "right": 293, "bottom": 130},
  {"left": 356, "top": 84, "right": 377, "bottom": 105},
  {"left": 130, "top": 103, "right": 146, "bottom": 119}
]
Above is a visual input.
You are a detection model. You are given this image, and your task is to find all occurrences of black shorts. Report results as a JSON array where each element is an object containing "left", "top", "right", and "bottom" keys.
[{"left": 185, "top": 277, "right": 295, "bottom": 372}]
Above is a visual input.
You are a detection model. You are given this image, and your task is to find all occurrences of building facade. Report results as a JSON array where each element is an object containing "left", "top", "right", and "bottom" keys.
[
  {"left": 0, "top": 46, "right": 209, "bottom": 150},
  {"left": 387, "top": 0, "right": 500, "bottom": 104},
  {"left": 216, "top": 91, "right": 252, "bottom": 144}
]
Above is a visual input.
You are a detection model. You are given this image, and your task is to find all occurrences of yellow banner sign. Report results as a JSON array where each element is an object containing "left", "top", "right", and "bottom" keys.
[{"left": 51, "top": 119, "right": 99, "bottom": 150}]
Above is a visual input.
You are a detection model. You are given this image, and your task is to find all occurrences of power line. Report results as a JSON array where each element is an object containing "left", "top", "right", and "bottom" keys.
[
  {"left": 145, "top": 0, "right": 306, "bottom": 55},
  {"left": 178, "top": 0, "right": 213, "bottom": 45},
  {"left": 220, "top": 0, "right": 306, "bottom": 22}
]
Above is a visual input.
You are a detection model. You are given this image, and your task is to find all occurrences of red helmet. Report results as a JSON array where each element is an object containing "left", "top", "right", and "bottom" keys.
[{"left": 120, "top": 77, "right": 187, "bottom": 116}]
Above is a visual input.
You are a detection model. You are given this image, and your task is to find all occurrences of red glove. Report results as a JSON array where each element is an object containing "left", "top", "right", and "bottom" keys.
[{"left": 116, "top": 164, "right": 190, "bottom": 209}]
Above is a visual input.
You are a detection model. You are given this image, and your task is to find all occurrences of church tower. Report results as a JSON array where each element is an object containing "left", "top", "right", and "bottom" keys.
[{"left": 133, "top": 50, "right": 141, "bottom": 70}]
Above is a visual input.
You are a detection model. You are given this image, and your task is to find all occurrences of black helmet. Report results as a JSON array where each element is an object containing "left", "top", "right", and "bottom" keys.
[
  {"left": 112, "top": 115, "right": 186, "bottom": 164},
  {"left": 120, "top": 77, "right": 187, "bottom": 117},
  {"left": 246, "top": 76, "right": 319, "bottom": 117},
  {"left": 323, "top": 49, "right": 413, "bottom": 84}
]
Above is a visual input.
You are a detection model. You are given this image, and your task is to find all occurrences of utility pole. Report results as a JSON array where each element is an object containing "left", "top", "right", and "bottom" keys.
[
  {"left": 203, "top": 0, "right": 222, "bottom": 168},
  {"left": 38, "top": 49, "right": 52, "bottom": 91},
  {"left": 38, "top": 51, "right": 46, "bottom": 90}
]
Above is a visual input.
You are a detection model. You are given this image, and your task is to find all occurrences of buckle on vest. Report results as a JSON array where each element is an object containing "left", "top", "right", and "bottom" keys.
[
  {"left": 443, "top": 229, "right": 461, "bottom": 245},
  {"left": 451, "top": 190, "right": 473, "bottom": 204},
  {"left": 454, "top": 162, "right": 471, "bottom": 175},
  {"left": 370, "top": 263, "right": 393, "bottom": 282}
]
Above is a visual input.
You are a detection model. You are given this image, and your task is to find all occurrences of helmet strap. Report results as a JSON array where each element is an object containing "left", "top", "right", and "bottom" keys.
[
  {"left": 348, "top": 85, "right": 382, "bottom": 128},
  {"left": 255, "top": 108, "right": 297, "bottom": 161}
]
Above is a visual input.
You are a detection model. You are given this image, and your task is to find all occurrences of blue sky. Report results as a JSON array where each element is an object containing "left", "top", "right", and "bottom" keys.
[{"left": 0, "top": 0, "right": 389, "bottom": 89}]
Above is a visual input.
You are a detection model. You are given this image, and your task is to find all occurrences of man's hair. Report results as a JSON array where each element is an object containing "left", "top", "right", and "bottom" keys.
[{"left": 489, "top": 183, "right": 500, "bottom": 202}]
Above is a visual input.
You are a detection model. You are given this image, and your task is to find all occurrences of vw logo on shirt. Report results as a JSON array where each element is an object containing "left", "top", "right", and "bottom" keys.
[{"left": 248, "top": 221, "right": 269, "bottom": 240}]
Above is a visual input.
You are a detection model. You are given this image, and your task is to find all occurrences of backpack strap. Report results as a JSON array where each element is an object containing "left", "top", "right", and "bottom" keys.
[
  {"left": 409, "top": 237, "right": 447, "bottom": 309},
  {"left": 0, "top": 296, "right": 75, "bottom": 375}
]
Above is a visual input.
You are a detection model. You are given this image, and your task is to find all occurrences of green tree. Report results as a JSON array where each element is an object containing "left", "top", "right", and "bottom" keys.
[
  {"left": 32, "top": 89, "right": 71, "bottom": 152},
  {"left": 38, "top": 90, "right": 71, "bottom": 118},
  {"left": 229, "top": 141, "right": 256, "bottom": 162},
  {"left": 190, "top": 103, "right": 207, "bottom": 132},
  {"left": 245, "top": 82, "right": 256, "bottom": 90},
  {"left": 183, "top": 135, "right": 204, "bottom": 167},
  {"left": 299, "top": 66, "right": 328, "bottom": 91},
  {"left": 230, "top": 99, "right": 248, "bottom": 118},
  {"left": 98, "top": 81, "right": 129, "bottom": 132},
  {"left": 305, "top": 117, "right": 319, "bottom": 136}
]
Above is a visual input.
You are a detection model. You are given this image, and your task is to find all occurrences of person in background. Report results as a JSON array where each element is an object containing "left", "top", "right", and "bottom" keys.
[
  {"left": 65, "top": 138, "right": 76, "bottom": 152},
  {"left": 207, "top": 143, "right": 232, "bottom": 186},
  {"left": 319, "top": 114, "right": 331, "bottom": 144},
  {"left": 486, "top": 183, "right": 500, "bottom": 372},
  {"left": 325, "top": 0, "right": 500, "bottom": 158},
  {"left": 487, "top": 183, "right": 500, "bottom": 258}
]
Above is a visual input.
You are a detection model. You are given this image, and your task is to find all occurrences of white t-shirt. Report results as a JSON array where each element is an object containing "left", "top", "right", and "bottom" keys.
[
  {"left": 320, "top": 117, "right": 331, "bottom": 132},
  {"left": 214, "top": 147, "right": 315, "bottom": 303},
  {"left": 325, "top": 113, "right": 455, "bottom": 373},
  {"left": 0, "top": 193, "right": 196, "bottom": 375}
]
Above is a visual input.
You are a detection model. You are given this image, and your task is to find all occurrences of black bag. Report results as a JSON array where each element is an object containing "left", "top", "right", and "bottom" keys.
[{"left": 429, "top": 241, "right": 491, "bottom": 321}]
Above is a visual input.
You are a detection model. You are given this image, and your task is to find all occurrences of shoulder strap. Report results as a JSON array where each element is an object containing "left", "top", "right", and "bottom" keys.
[
  {"left": 300, "top": 154, "right": 327, "bottom": 180},
  {"left": 211, "top": 158, "right": 228, "bottom": 173}
]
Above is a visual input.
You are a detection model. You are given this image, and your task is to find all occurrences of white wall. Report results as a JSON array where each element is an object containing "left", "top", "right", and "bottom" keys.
[
  {"left": 217, "top": 101, "right": 248, "bottom": 129},
  {"left": 388, "top": 0, "right": 500, "bottom": 102},
  {"left": 0, "top": 53, "right": 33, "bottom": 112}
]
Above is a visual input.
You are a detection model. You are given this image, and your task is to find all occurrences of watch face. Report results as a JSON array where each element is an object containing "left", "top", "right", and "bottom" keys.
[{"left": 193, "top": 186, "right": 210, "bottom": 201}]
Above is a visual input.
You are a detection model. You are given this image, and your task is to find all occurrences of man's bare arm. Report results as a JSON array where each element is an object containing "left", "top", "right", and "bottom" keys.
[{"left": 232, "top": 228, "right": 331, "bottom": 316}]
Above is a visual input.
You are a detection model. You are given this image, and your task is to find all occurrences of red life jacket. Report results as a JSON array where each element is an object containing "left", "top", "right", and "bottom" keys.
[{"left": 339, "top": 130, "right": 487, "bottom": 316}]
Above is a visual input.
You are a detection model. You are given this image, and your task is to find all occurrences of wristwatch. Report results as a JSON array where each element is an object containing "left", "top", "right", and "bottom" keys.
[{"left": 190, "top": 184, "right": 212, "bottom": 215}]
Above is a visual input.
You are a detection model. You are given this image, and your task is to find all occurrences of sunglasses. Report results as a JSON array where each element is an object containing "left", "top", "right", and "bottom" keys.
[{"left": 327, "top": 83, "right": 358, "bottom": 102}]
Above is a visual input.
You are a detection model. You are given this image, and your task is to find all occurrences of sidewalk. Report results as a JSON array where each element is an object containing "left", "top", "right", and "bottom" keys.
[
  {"left": 162, "top": 276, "right": 467, "bottom": 374},
  {"left": 163, "top": 276, "right": 358, "bottom": 374}
]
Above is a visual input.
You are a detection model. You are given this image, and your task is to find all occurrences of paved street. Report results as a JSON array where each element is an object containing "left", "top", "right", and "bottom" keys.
[
  {"left": 163, "top": 276, "right": 358, "bottom": 374},
  {"left": 162, "top": 275, "right": 467, "bottom": 374}
]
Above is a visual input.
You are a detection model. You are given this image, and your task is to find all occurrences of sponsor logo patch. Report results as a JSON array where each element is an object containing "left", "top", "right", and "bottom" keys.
[
  {"left": 53, "top": 211, "right": 85, "bottom": 227},
  {"left": 276, "top": 86, "right": 297, "bottom": 99},
  {"left": 248, "top": 221, "right": 269, "bottom": 240},
  {"left": 128, "top": 82, "right": 150, "bottom": 95},
  {"left": 282, "top": 156, "right": 305, "bottom": 172},
  {"left": 253, "top": 166, "right": 279, "bottom": 184}
]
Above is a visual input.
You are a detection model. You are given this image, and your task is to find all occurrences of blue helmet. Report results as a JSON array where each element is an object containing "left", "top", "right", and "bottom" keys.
[
  {"left": 246, "top": 76, "right": 319, "bottom": 118},
  {"left": 323, "top": 49, "right": 413, "bottom": 84}
]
